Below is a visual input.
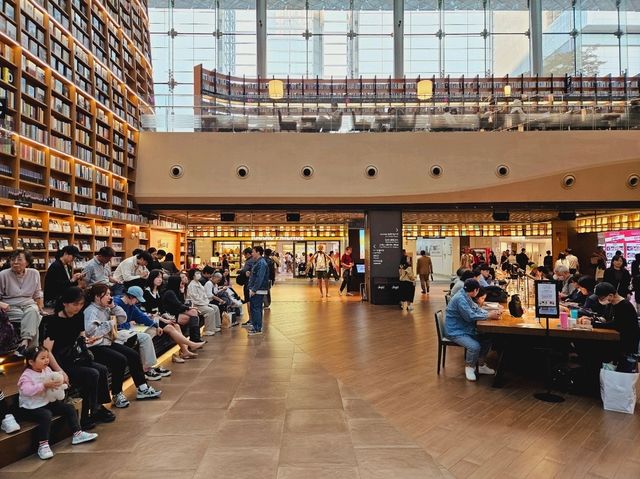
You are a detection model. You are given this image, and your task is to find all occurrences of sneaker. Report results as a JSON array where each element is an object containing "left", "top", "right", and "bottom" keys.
[
  {"left": 231, "top": 320, "right": 240, "bottom": 327},
  {"left": 339, "top": 290, "right": 343, "bottom": 296},
  {"left": 72, "top": 431, "right": 98, "bottom": 445},
  {"left": 407, "top": 304, "right": 414, "bottom": 311},
  {"left": 38, "top": 443, "right": 54, "bottom": 460},
  {"left": 203, "top": 330, "right": 216, "bottom": 336},
  {"left": 263, "top": 305, "right": 270, "bottom": 310},
  {"left": 145, "top": 369, "right": 162, "bottom": 381},
  {"left": 214, "top": 327, "right": 222, "bottom": 332},
  {"left": 112, "top": 392, "right": 130, "bottom": 408},
  {"left": 241, "top": 321, "right": 252, "bottom": 328},
  {"left": 1, "top": 414, "right": 20, "bottom": 434},
  {"left": 465, "top": 366, "right": 477, "bottom": 382},
  {"left": 248, "top": 329, "right": 263, "bottom": 335},
  {"left": 137, "top": 386, "right": 162, "bottom": 400},
  {"left": 91, "top": 405, "right": 115, "bottom": 423},
  {"left": 14, "top": 344, "right": 27, "bottom": 358},
  {"left": 421, "top": 290, "right": 426, "bottom": 294},
  {"left": 154, "top": 367, "right": 172, "bottom": 377},
  {"left": 478, "top": 364, "right": 496, "bottom": 376}
]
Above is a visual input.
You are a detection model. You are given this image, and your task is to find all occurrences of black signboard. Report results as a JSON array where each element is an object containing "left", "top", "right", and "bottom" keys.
[
  {"left": 15, "top": 200, "right": 32, "bottom": 208},
  {"left": 368, "top": 210, "right": 402, "bottom": 278}
]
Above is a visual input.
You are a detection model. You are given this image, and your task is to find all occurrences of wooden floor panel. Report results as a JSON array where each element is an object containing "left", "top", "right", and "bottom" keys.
[{"left": 268, "top": 281, "right": 640, "bottom": 479}]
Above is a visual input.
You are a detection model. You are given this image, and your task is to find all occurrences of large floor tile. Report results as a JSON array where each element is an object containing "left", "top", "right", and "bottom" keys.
[
  {"left": 209, "top": 420, "right": 284, "bottom": 448},
  {"left": 227, "top": 398, "right": 287, "bottom": 420},
  {"left": 193, "top": 447, "right": 279, "bottom": 479},
  {"left": 120, "top": 435, "right": 209, "bottom": 471},
  {"left": 277, "top": 466, "right": 360, "bottom": 479},
  {"left": 279, "top": 432, "right": 357, "bottom": 466},
  {"left": 285, "top": 388, "right": 344, "bottom": 410},
  {"left": 146, "top": 410, "right": 226, "bottom": 436},
  {"left": 235, "top": 381, "right": 290, "bottom": 399},
  {"left": 284, "top": 409, "right": 349, "bottom": 434}
]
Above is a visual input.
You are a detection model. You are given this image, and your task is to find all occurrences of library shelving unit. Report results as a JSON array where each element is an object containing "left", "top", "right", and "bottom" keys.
[{"left": 0, "top": 0, "right": 159, "bottom": 269}]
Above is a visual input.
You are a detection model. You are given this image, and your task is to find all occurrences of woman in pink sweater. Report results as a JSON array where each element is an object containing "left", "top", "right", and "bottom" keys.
[{"left": 18, "top": 346, "right": 97, "bottom": 460}]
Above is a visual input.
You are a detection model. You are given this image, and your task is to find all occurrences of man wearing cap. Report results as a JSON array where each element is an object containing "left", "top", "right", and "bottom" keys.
[
  {"left": 114, "top": 286, "right": 171, "bottom": 382},
  {"left": 445, "top": 278, "right": 503, "bottom": 382},
  {"left": 44, "top": 245, "right": 85, "bottom": 307}
]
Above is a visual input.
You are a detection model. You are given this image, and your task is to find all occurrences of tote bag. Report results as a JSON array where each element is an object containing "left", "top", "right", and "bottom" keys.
[{"left": 600, "top": 368, "right": 639, "bottom": 414}]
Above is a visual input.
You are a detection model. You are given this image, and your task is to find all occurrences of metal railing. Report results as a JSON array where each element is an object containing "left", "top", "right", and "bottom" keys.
[{"left": 142, "top": 103, "right": 640, "bottom": 133}]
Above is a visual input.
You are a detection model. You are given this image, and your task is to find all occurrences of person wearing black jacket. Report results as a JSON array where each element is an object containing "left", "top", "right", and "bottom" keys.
[
  {"left": 43, "top": 246, "right": 84, "bottom": 307},
  {"left": 39, "top": 287, "right": 115, "bottom": 429},
  {"left": 579, "top": 282, "right": 640, "bottom": 357},
  {"left": 146, "top": 248, "right": 165, "bottom": 272},
  {"left": 602, "top": 254, "right": 632, "bottom": 297},
  {"left": 160, "top": 275, "right": 203, "bottom": 350}
]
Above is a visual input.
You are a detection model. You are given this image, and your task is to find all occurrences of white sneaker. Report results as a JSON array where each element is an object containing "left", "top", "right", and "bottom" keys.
[
  {"left": 465, "top": 367, "right": 477, "bottom": 382},
  {"left": 72, "top": 431, "right": 98, "bottom": 445},
  {"left": 38, "top": 443, "right": 54, "bottom": 460},
  {"left": 112, "top": 392, "right": 130, "bottom": 408},
  {"left": 203, "top": 330, "right": 216, "bottom": 336},
  {"left": 214, "top": 327, "right": 221, "bottom": 332},
  {"left": 1, "top": 414, "right": 20, "bottom": 434},
  {"left": 137, "top": 385, "right": 162, "bottom": 400},
  {"left": 478, "top": 364, "right": 496, "bottom": 375},
  {"left": 407, "top": 304, "right": 414, "bottom": 311}
]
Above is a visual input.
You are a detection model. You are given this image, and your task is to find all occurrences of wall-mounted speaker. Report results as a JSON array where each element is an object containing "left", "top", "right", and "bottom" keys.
[
  {"left": 558, "top": 211, "right": 576, "bottom": 221},
  {"left": 220, "top": 213, "right": 235, "bottom": 222},
  {"left": 492, "top": 211, "right": 510, "bottom": 222},
  {"left": 286, "top": 212, "right": 300, "bottom": 222}
]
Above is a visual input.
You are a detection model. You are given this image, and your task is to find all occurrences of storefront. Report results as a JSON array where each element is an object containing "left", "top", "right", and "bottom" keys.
[{"left": 188, "top": 224, "right": 346, "bottom": 274}]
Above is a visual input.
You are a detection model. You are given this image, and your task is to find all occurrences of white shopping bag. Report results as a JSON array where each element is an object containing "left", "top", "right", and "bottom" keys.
[{"left": 600, "top": 368, "right": 639, "bottom": 414}]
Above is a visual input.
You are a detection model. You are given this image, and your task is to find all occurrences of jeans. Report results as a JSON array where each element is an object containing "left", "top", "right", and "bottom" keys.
[
  {"left": 19, "top": 400, "right": 80, "bottom": 442},
  {"left": 7, "top": 304, "right": 40, "bottom": 342},
  {"left": 340, "top": 269, "right": 351, "bottom": 293},
  {"left": 250, "top": 294, "right": 265, "bottom": 332},
  {"left": 449, "top": 334, "right": 492, "bottom": 366},
  {"left": 60, "top": 360, "right": 111, "bottom": 420},
  {"left": 90, "top": 342, "right": 147, "bottom": 393}
]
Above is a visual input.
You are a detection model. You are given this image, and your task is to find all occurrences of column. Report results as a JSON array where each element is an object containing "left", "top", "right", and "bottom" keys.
[
  {"left": 256, "top": 0, "right": 267, "bottom": 77},
  {"left": 393, "top": 0, "right": 404, "bottom": 78},
  {"left": 529, "top": 0, "right": 543, "bottom": 76}
]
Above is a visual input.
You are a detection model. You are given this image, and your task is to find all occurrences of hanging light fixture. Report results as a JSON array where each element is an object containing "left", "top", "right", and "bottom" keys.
[
  {"left": 268, "top": 79, "right": 284, "bottom": 100},
  {"left": 416, "top": 79, "right": 433, "bottom": 100}
]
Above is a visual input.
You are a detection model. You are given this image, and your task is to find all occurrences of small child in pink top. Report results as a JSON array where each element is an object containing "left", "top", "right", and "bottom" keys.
[{"left": 17, "top": 346, "right": 98, "bottom": 460}]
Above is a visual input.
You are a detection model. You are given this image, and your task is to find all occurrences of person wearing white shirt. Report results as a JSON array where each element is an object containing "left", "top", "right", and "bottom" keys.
[{"left": 112, "top": 252, "right": 152, "bottom": 294}]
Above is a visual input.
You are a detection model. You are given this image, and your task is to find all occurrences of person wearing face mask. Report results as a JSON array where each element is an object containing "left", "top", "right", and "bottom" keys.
[
  {"left": 579, "top": 282, "right": 640, "bottom": 359},
  {"left": 185, "top": 269, "right": 221, "bottom": 336}
]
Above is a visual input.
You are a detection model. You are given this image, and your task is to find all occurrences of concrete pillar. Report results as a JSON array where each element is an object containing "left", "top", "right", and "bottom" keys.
[
  {"left": 256, "top": 0, "right": 267, "bottom": 77},
  {"left": 393, "top": 0, "right": 404, "bottom": 78},
  {"left": 529, "top": 0, "right": 543, "bottom": 75}
]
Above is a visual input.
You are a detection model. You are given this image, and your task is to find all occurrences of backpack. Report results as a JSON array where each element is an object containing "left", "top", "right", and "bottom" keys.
[
  {"left": 236, "top": 270, "right": 247, "bottom": 286},
  {"left": 266, "top": 257, "right": 276, "bottom": 282},
  {"left": 484, "top": 286, "right": 508, "bottom": 303},
  {"left": 0, "top": 310, "right": 17, "bottom": 355},
  {"left": 314, "top": 252, "right": 328, "bottom": 271},
  {"left": 508, "top": 294, "right": 524, "bottom": 318}
]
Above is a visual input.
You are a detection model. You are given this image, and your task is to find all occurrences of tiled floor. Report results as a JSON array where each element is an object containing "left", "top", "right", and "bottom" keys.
[{"left": 0, "top": 285, "right": 448, "bottom": 479}]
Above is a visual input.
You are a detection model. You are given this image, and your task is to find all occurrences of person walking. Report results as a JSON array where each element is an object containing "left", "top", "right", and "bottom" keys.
[
  {"left": 416, "top": 250, "right": 433, "bottom": 294},
  {"left": 247, "top": 246, "right": 269, "bottom": 335},
  {"left": 339, "top": 246, "right": 354, "bottom": 296},
  {"left": 312, "top": 245, "right": 331, "bottom": 298}
]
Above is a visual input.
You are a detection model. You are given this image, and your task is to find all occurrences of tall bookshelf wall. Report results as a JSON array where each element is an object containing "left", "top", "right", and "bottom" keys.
[{"left": 0, "top": 0, "right": 164, "bottom": 269}]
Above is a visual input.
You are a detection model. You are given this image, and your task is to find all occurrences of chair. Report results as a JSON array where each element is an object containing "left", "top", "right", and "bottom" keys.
[
  {"left": 434, "top": 310, "right": 463, "bottom": 375},
  {"left": 444, "top": 294, "right": 451, "bottom": 306}
]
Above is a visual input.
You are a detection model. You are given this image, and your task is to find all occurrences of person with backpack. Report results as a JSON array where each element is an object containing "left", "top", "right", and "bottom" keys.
[{"left": 312, "top": 245, "right": 332, "bottom": 298}]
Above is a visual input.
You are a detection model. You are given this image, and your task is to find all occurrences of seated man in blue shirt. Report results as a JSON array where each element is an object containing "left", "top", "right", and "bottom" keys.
[
  {"left": 114, "top": 286, "right": 171, "bottom": 382},
  {"left": 445, "top": 279, "right": 502, "bottom": 381}
]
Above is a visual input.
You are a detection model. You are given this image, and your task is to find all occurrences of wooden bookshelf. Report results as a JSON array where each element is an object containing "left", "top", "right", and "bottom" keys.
[{"left": 0, "top": 0, "right": 165, "bottom": 265}]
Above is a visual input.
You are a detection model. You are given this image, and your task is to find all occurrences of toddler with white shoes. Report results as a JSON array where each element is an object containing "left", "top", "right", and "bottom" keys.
[{"left": 17, "top": 346, "right": 97, "bottom": 460}]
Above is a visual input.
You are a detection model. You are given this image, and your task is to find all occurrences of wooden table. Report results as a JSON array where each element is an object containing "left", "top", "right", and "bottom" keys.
[
  {"left": 477, "top": 311, "right": 619, "bottom": 341},
  {"left": 477, "top": 311, "right": 619, "bottom": 387}
]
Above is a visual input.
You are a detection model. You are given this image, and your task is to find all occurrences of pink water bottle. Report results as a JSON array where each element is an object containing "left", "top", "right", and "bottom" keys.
[{"left": 559, "top": 311, "right": 569, "bottom": 329}]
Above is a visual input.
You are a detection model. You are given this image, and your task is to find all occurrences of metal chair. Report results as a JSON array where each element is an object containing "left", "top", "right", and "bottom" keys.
[
  {"left": 444, "top": 294, "right": 451, "bottom": 306},
  {"left": 434, "top": 310, "right": 463, "bottom": 375}
]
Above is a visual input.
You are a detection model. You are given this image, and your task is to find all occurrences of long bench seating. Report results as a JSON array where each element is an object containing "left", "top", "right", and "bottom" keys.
[{"left": 0, "top": 316, "right": 204, "bottom": 468}]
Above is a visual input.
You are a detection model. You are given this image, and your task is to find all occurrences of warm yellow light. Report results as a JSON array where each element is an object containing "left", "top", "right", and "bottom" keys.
[
  {"left": 416, "top": 80, "right": 433, "bottom": 100},
  {"left": 503, "top": 85, "right": 511, "bottom": 97},
  {"left": 268, "top": 80, "right": 284, "bottom": 100}
]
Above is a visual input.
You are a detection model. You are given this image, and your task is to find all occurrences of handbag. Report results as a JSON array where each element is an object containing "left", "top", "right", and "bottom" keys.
[
  {"left": 600, "top": 367, "right": 639, "bottom": 414},
  {"left": 115, "top": 329, "right": 139, "bottom": 349},
  {"left": 508, "top": 294, "right": 524, "bottom": 318},
  {"left": 61, "top": 336, "right": 94, "bottom": 366},
  {"left": 236, "top": 271, "right": 247, "bottom": 286}
]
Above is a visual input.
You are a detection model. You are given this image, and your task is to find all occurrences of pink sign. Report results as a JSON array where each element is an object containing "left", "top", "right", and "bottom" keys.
[{"left": 604, "top": 229, "right": 640, "bottom": 267}]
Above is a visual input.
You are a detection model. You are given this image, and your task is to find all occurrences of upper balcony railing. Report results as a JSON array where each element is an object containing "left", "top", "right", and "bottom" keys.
[{"left": 140, "top": 66, "right": 640, "bottom": 132}]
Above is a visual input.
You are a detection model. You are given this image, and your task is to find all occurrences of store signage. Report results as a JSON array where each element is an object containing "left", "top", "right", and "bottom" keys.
[
  {"left": 252, "top": 236, "right": 305, "bottom": 241},
  {"left": 14, "top": 200, "right": 32, "bottom": 208},
  {"left": 369, "top": 210, "right": 402, "bottom": 278},
  {"left": 604, "top": 229, "right": 640, "bottom": 267}
]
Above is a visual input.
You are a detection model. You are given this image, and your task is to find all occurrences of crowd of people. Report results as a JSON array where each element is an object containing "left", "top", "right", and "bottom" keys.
[
  {"left": 445, "top": 246, "right": 640, "bottom": 382},
  {"left": 0, "top": 244, "right": 273, "bottom": 460}
]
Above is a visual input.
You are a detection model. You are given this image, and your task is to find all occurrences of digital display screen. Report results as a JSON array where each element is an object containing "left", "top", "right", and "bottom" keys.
[
  {"left": 535, "top": 280, "right": 560, "bottom": 318},
  {"left": 356, "top": 264, "right": 365, "bottom": 274}
]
